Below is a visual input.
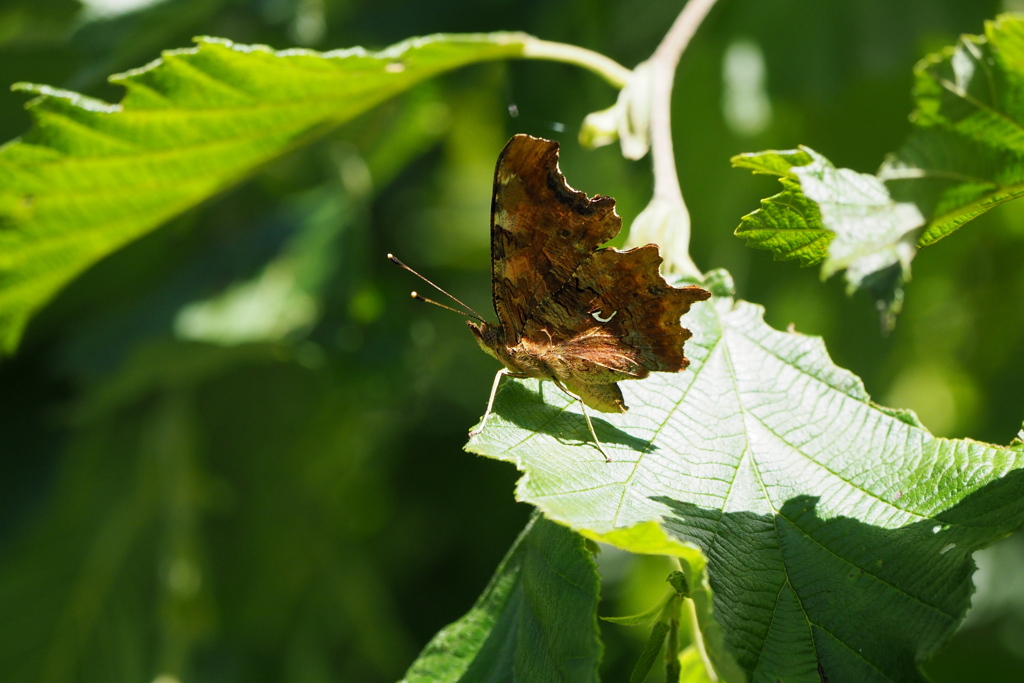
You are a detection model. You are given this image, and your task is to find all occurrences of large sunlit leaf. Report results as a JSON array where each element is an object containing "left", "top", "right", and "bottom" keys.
[
  {"left": 0, "top": 32, "right": 531, "bottom": 353},
  {"left": 881, "top": 13, "right": 1024, "bottom": 246},
  {"left": 401, "top": 513, "right": 602, "bottom": 683},
  {"left": 467, "top": 270, "right": 1024, "bottom": 682}
]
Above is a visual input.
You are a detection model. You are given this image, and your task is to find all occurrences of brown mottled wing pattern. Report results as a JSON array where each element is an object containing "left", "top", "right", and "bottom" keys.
[
  {"left": 490, "top": 135, "right": 620, "bottom": 342},
  {"left": 524, "top": 245, "right": 710, "bottom": 411},
  {"left": 486, "top": 133, "right": 710, "bottom": 414}
]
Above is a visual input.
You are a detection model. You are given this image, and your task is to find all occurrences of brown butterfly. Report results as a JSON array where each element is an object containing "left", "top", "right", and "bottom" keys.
[{"left": 390, "top": 134, "right": 709, "bottom": 460}]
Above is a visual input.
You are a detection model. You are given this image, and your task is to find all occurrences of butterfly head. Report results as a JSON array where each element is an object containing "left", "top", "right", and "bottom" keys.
[{"left": 467, "top": 320, "right": 504, "bottom": 363}]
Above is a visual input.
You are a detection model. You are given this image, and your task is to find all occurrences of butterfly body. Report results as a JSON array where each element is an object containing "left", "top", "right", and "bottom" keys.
[{"left": 468, "top": 321, "right": 550, "bottom": 380}]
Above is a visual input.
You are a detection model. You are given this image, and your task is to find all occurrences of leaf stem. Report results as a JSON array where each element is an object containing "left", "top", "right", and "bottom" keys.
[
  {"left": 665, "top": 595, "right": 681, "bottom": 683},
  {"left": 521, "top": 37, "right": 632, "bottom": 88},
  {"left": 648, "top": 0, "right": 720, "bottom": 275},
  {"left": 682, "top": 593, "right": 718, "bottom": 680}
]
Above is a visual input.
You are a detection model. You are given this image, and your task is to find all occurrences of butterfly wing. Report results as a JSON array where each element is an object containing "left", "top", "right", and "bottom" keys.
[
  {"left": 490, "top": 135, "right": 621, "bottom": 343},
  {"left": 487, "top": 134, "right": 709, "bottom": 414},
  {"left": 524, "top": 244, "right": 711, "bottom": 412}
]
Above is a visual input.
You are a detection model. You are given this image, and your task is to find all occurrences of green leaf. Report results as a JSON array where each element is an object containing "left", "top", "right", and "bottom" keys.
[
  {"left": 730, "top": 148, "right": 813, "bottom": 177},
  {"left": 0, "top": 32, "right": 530, "bottom": 354},
  {"left": 401, "top": 512, "right": 602, "bottom": 683},
  {"left": 738, "top": 15, "right": 1024, "bottom": 326},
  {"left": 793, "top": 149, "right": 924, "bottom": 286},
  {"left": 881, "top": 14, "right": 1024, "bottom": 246},
  {"left": 467, "top": 272, "right": 1024, "bottom": 682},
  {"left": 734, "top": 147, "right": 924, "bottom": 329},
  {"left": 605, "top": 582, "right": 722, "bottom": 683},
  {"left": 666, "top": 571, "right": 689, "bottom": 597},
  {"left": 733, "top": 179, "right": 831, "bottom": 267},
  {"left": 601, "top": 590, "right": 673, "bottom": 627},
  {"left": 586, "top": 522, "right": 744, "bottom": 683},
  {"left": 631, "top": 620, "right": 670, "bottom": 683}
]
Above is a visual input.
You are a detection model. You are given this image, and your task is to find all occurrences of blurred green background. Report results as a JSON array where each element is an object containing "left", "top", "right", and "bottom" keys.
[{"left": 2, "top": 0, "right": 1023, "bottom": 681}]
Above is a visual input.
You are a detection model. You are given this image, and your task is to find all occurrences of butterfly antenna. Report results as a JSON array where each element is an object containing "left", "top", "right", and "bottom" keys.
[
  {"left": 409, "top": 291, "right": 483, "bottom": 320},
  {"left": 387, "top": 253, "right": 487, "bottom": 323}
]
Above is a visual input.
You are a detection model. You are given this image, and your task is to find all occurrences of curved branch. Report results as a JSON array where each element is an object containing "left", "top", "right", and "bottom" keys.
[
  {"left": 522, "top": 38, "right": 632, "bottom": 88},
  {"left": 650, "top": 0, "right": 720, "bottom": 204},
  {"left": 640, "top": 0, "right": 719, "bottom": 278}
]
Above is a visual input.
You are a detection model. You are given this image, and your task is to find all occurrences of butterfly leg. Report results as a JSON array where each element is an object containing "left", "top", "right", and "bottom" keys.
[
  {"left": 470, "top": 368, "right": 511, "bottom": 438},
  {"left": 553, "top": 379, "right": 611, "bottom": 463}
]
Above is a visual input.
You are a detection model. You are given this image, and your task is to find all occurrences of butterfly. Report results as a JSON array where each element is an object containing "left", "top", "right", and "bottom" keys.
[{"left": 391, "top": 134, "right": 709, "bottom": 460}]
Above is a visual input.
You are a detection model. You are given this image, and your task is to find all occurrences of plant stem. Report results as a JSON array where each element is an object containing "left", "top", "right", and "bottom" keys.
[
  {"left": 648, "top": 0, "right": 720, "bottom": 275},
  {"left": 522, "top": 37, "right": 632, "bottom": 88},
  {"left": 665, "top": 595, "right": 681, "bottom": 683},
  {"left": 682, "top": 594, "right": 718, "bottom": 680}
]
